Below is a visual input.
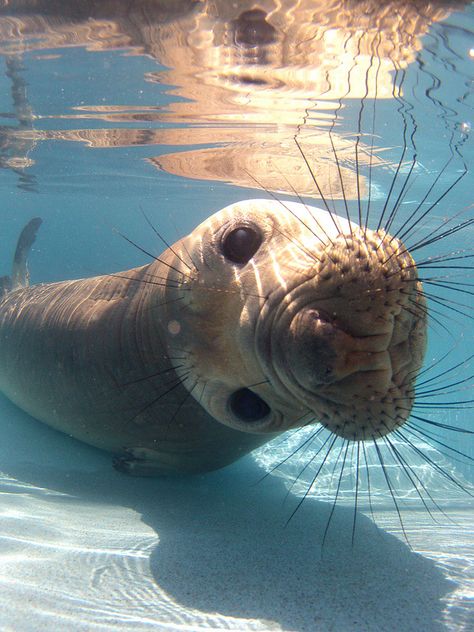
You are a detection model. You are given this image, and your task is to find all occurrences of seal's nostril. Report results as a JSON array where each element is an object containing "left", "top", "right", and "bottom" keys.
[
  {"left": 284, "top": 308, "right": 339, "bottom": 387},
  {"left": 228, "top": 388, "right": 270, "bottom": 422}
]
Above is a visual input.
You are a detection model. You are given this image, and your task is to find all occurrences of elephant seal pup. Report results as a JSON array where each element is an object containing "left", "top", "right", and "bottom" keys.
[{"left": 0, "top": 200, "right": 426, "bottom": 475}]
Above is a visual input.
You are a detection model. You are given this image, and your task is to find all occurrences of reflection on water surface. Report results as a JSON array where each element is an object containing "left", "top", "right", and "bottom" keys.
[{"left": 0, "top": 0, "right": 472, "bottom": 197}]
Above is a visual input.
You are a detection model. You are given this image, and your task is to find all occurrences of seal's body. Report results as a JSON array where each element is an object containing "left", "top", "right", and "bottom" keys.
[{"left": 0, "top": 200, "right": 427, "bottom": 475}]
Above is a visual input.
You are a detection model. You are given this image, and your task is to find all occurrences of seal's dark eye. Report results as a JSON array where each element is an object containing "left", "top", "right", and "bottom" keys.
[
  {"left": 222, "top": 226, "right": 262, "bottom": 264},
  {"left": 229, "top": 388, "right": 270, "bottom": 422}
]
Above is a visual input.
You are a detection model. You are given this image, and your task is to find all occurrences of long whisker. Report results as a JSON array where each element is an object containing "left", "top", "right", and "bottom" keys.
[
  {"left": 165, "top": 379, "right": 199, "bottom": 434},
  {"left": 363, "top": 90, "right": 381, "bottom": 230},
  {"left": 411, "top": 413, "right": 474, "bottom": 434},
  {"left": 132, "top": 370, "right": 190, "bottom": 421},
  {"left": 285, "top": 434, "right": 338, "bottom": 525},
  {"left": 122, "top": 364, "right": 184, "bottom": 387},
  {"left": 391, "top": 155, "right": 454, "bottom": 243},
  {"left": 258, "top": 425, "right": 324, "bottom": 484},
  {"left": 422, "top": 279, "right": 474, "bottom": 298},
  {"left": 354, "top": 33, "right": 376, "bottom": 228},
  {"left": 407, "top": 422, "right": 474, "bottom": 464},
  {"left": 328, "top": 132, "right": 353, "bottom": 237},
  {"left": 271, "top": 162, "right": 340, "bottom": 250},
  {"left": 373, "top": 439, "right": 410, "bottom": 545},
  {"left": 395, "top": 429, "right": 473, "bottom": 497},
  {"left": 243, "top": 165, "right": 335, "bottom": 250},
  {"left": 407, "top": 217, "right": 474, "bottom": 255},
  {"left": 322, "top": 439, "right": 350, "bottom": 548},
  {"left": 293, "top": 137, "right": 341, "bottom": 236},
  {"left": 376, "top": 66, "right": 409, "bottom": 232},
  {"left": 115, "top": 230, "right": 193, "bottom": 279},
  {"left": 107, "top": 272, "right": 189, "bottom": 290},
  {"left": 351, "top": 440, "right": 361, "bottom": 546},
  {"left": 383, "top": 155, "right": 417, "bottom": 236},
  {"left": 384, "top": 434, "right": 449, "bottom": 521},
  {"left": 140, "top": 206, "right": 195, "bottom": 272}
]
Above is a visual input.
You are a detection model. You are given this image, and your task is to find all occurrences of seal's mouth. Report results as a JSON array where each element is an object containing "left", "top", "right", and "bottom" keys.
[
  {"left": 260, "top": 227, "right": 427, "bottom": 441},
  {"left": 285, "top": 307, "right": 391, "bottom": 389},
  {"left": 281, "top": 305, "right": 419, "bottom": 439}
]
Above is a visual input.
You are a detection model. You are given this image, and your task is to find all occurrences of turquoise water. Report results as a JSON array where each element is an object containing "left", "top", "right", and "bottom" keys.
[{"left": 0, "top": 2, "right": 473, "bottom": 630}]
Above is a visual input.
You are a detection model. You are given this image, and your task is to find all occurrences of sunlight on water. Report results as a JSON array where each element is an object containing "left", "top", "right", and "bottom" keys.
[{"left": 255, "top": 429, "right": 474, "bottom": 508}]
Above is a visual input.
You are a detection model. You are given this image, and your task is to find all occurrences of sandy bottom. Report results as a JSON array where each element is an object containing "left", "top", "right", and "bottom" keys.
[{"left": 0, "top": 396, "right": 472, "bottom": 632}]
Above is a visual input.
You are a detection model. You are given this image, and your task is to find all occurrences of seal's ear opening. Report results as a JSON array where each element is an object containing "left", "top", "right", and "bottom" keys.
[
  {"left": 221, "top": 225, "right": 262, "bottom": 264},
  {"left": 228, "top": 388, "right": 270, "bottom": 422}
]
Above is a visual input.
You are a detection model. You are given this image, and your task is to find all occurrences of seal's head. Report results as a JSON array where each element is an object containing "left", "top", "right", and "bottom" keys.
[{"left": 157, "top": 199, "right": 426, "bottom": 442}]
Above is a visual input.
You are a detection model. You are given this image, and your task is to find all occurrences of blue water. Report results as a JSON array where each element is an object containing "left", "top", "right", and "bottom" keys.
[{"left": 0, "top": 2, "right": 473, "bottom": 631}]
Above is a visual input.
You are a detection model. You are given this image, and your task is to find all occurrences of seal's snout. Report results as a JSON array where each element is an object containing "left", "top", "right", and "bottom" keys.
[{"left": 274, "top": 226, "right": 427, "bottom": 441}]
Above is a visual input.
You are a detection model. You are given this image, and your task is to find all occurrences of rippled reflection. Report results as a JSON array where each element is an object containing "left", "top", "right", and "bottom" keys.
[{"left": 0, "top": 0, "right": 471, "bottom": 195}]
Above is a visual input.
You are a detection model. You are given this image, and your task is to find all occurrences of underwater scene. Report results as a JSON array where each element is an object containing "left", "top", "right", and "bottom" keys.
[{"left": 0, "top": 1, "right": 472, "bottom": 630}]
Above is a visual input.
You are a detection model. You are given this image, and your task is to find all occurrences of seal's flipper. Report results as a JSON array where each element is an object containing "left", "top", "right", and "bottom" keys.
[
  {"left": 10, "top": 217, "right": 42, "bottom": 291},
  {"left": 113, "top": 448, "right": 173, "bottom": 477}
]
